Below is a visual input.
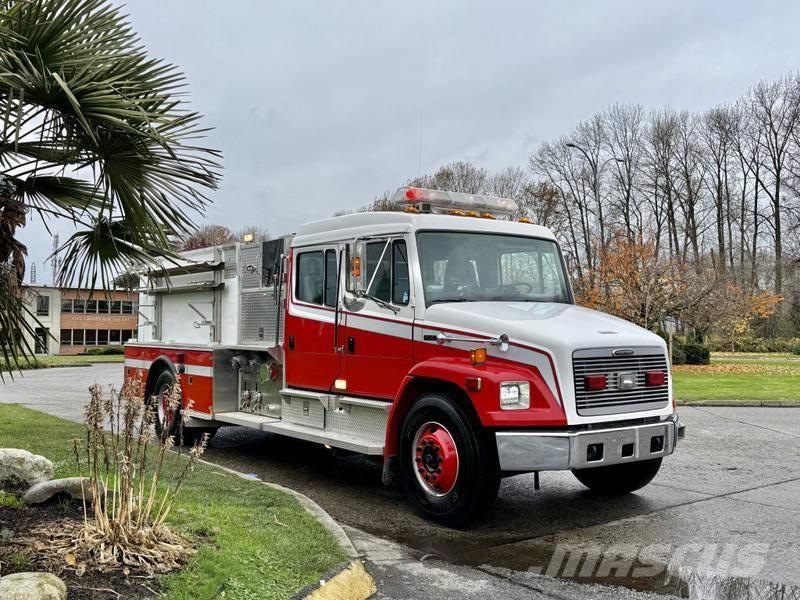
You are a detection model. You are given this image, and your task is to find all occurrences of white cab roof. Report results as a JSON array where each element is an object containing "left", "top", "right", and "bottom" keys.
[{"left": 292, "top": 212, "right": 557, "bottom": 248}]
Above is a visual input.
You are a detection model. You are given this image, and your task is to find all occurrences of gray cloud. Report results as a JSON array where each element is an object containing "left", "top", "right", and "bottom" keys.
[{"left": 20, "top": 0, "right": 800, "bottom": 284}]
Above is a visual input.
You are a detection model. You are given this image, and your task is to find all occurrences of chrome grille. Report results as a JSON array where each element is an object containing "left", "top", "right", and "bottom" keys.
[{"left": 573, "top": 347, "right": 669, "bottom": 416}]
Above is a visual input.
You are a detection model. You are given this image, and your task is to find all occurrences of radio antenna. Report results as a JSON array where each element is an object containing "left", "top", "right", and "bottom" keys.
[{"left": 418, "top": 106, "right": 423, "bottom": 177}]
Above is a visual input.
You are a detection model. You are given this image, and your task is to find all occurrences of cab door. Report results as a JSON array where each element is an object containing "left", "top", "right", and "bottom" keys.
[
  {"left": 340, "top": 237, "right": 414, "bottom": 399},
  {"left": 284, "top": 245, "right": 343, "bottom": 391}
]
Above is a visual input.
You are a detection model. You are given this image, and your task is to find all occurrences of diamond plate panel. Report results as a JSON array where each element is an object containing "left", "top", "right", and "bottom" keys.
[
  {"left": 223, "top": 245, "right": 237, "bottom": 279},
  {"left": 327, "top": 403, "right": 388, "bottom": 444},
  {"left": 240, "top": 243, "right": 262, "bottom": 289},
  {"left": 281, "top": 395, "right": 325, "bottom": 429}
]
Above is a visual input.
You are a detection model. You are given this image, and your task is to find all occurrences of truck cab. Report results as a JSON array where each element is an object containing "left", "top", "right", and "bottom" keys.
[{"left": 126, "top": 186, "right": 683, "bottom": 526}]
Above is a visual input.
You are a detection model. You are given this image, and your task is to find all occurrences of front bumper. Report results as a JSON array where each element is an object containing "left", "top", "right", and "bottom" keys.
[{"left": 496, "top": 415, "right": 684, "bottom": 472}]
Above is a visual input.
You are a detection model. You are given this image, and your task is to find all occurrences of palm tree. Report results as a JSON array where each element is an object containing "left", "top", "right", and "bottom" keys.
[{"left": 0, "top": 0, "right": 220, "bottom": 372}]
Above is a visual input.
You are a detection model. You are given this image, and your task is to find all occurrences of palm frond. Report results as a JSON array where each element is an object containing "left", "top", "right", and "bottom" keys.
[{"left": 0, "top": 0, "right": 221, "bottom": 375}]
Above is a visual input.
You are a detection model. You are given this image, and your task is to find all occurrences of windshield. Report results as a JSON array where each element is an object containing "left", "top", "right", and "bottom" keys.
[{"left": 416, "top": 231, "right": 571, "bottom": 306}]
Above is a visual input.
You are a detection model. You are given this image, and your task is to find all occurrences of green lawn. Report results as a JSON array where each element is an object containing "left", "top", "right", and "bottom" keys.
[
  {"left": 1, "top": 353, "right": 123, "bottom": 371},
  {"left": 673, "top": 353, "right": 800, "bottom": 405},
  {"left": 0, "top": 404, "right": 345, "bottom": 599}
]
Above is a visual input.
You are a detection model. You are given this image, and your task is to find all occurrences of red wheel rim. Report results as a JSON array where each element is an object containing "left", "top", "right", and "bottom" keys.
[{"left": 412, "top": 422, "right": 459, "bottom": 497}]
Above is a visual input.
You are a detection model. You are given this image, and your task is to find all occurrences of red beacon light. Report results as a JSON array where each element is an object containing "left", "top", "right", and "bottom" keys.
[{"left": 392, "top": 186, "right": 517, "bottom": 219}]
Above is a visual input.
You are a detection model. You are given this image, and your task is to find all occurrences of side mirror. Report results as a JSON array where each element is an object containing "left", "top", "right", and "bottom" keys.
[{"left": 342, "top": 290, "right": 365, "bottom": 310}]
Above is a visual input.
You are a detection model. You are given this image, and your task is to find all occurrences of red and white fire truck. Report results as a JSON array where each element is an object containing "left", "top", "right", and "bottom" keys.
[{"left": 124, "top": 187, "right": 684, "bottom": 525}]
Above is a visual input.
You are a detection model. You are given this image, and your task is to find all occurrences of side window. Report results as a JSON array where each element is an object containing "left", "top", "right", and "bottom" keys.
[
  {"left": 392, "top": 241, "right": 410, "bottom": 305},
  {"left": 296, "top": 251, "right": 324, "bottom": 304},
  {"left": 324, "top": 249, "right": 338, "bottom": 307},
  {"left": 366, "top": 241, "right": 391, "bottom": 302}
]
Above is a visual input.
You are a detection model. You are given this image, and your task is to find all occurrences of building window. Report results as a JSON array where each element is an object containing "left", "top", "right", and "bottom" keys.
[
  {"left": 97, "top": 329, "right": 108, "bottom": 345},
  {"left": 85, "top": 329, "right": 97, "bottom": 346},
  {"left": 122, "top": 329, "right": 136, "bottom": 343},
  {"left": 85, "top": 299, "right": 98, "bottom": 313},
  {"left": 72, "top": 329, "right": 84, "bottom": 345},
  {"left": 98, "top": 300, "right": 109, "bottom": 313},
  {"left": 34, "top": 328, "right": 48, "bottom": 354},
  {"left": 296, "top": 251, "right": 324, "bottom": 305},
  {"left": 73, "top": 299, "right": 85, "bottom": 313},
  {"left": 60, "top": 329, "right": 71, "bottom": 345},
  {"left": 121, "top": 300, "right": 135, "bottom": 314},
  {"left": 110, "top": 329, "right": 121, "bottom": 344},
  {"left": 61, "top": 299, "right": 73, "bottom": 313},
  {"left": 36, "top": 295, "right": 49, "bottom": 316},
  {"left": 110, "top": 300, "right": 122, "bottom": 314}
]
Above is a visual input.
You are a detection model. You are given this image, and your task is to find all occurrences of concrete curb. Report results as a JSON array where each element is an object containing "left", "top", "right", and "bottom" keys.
[{"left": 677, "top": 401, "right": 799, "bottom": 407}]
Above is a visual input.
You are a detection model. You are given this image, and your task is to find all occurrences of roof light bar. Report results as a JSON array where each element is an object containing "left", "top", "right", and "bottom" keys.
[{"left": 392, "top": 186, "right": 518, "bottom": 218}]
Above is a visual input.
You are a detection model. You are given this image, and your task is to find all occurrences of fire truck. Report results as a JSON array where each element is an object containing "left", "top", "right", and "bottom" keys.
[{"left": 125, "top": 187, "right": 684, "bottom": 526}]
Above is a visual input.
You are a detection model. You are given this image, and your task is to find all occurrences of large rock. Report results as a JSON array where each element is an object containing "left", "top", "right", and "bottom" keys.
[
  {"left": 22, "top": 477, "right": 102, "bottom": 505},
  {"left": 0, "top": 449, "right": 53, "bottom": 487},
  {"left": 0, "top": 572, "right": 67, "bottom": 600}
]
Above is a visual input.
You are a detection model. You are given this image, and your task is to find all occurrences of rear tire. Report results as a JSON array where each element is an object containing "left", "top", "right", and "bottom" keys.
[
  {"left": 399, "top": 393, "right": 500, "bottom": 527},
  {"left": 572, "top": 458, "right": 662, "bottom": 495},
  {"left": 150, "top": 369, "right": 217, "bottom": 447}
]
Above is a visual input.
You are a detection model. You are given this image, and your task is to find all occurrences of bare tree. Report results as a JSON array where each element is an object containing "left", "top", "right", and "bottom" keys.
[
  {"left": 748, "top": 75, "right": 800, "bottom": 294},
  {"left": 182, "top": 225, "right": 235, "bottom": 251}
]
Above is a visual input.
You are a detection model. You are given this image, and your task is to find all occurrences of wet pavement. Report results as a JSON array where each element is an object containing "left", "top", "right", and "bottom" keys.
[{"left": 2, "top": 364, "right": 800, "bottom": 599}]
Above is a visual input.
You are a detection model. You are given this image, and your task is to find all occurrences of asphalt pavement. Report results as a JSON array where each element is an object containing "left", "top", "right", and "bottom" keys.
[{"left": 1, "top": 363, "right": 799, "bottom": 600}]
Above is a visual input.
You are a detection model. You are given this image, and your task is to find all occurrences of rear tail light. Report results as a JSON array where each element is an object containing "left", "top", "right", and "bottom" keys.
[
  {"left": 645, "top": 371, "right": 666, "bottom": 386},
  {"left": 584, "top": 374, "right": 607, "bottom": 391}
]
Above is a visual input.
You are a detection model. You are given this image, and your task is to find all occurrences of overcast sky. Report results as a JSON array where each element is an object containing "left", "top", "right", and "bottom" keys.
[{"left": 21, "top": 0, "right": 800, "bottom": 284}]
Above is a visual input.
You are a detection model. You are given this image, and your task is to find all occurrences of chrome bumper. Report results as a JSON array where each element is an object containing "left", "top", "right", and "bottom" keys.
[{"left": 496, "top": 415, "right": 683, "bottom": 472}]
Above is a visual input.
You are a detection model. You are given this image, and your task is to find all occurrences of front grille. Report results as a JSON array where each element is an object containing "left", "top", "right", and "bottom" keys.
[{"left": 573, "top": 347, "right": 669, "bottom": 416}]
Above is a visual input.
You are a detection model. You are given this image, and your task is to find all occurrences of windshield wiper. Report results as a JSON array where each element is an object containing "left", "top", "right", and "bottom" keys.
[
  {"left": 356, "top": 291, "right": 400, "bottom": 313},
  {"left": 429, "top": 298, "right": 472, "bottom": 305}
]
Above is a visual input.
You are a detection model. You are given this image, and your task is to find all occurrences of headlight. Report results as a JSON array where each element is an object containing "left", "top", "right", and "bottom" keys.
[{"left": 499, "top": 381, "right": 530, "bottom": 410}]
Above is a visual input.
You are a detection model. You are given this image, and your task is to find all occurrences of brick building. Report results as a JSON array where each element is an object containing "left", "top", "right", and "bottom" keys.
[{"left": 22, "top": 285, "right": 138, "bottom": 356}]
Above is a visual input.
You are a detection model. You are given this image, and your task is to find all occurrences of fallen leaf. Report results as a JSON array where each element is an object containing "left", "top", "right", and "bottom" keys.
[{"left": 65, "top": 553, "right": 77, "bottom": 566}]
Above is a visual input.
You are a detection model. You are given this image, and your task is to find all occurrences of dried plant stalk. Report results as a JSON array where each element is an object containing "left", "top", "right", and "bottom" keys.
[{"left": 39, "top": 376, "right": 208, "bottom": 575}]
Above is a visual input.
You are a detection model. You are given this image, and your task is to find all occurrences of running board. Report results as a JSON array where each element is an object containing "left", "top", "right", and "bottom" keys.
[
  {"left": 262, "top": 421, "right": 383, "bottom": 455},
  {"left": 213, "top": 403, "right": 386, "bottom": 456},
  {"left": 213, "top": 411, "right": 279, "bottom": 428}
]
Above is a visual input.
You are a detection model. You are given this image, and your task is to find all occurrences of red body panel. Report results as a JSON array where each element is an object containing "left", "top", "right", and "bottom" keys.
[
  {"left": 124, "top": 345, "right": 214, "bottom": 414},
  {"left": 341, "top": 312, "right": 414, "bottom": 399}
]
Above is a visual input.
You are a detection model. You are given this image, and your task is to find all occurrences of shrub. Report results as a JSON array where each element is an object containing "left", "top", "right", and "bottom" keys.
[
  {"left": 671, "top": 345, "right": 687, "bottom": 365},
  {"left": 84, "top": 346, "right": 125, "bottom": 356},
  {"left": 683, "top": 342, "right": 710, "bottom": 365}
]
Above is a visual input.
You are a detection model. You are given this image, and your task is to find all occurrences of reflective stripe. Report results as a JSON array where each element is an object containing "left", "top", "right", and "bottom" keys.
[
  {"left": 124, "top": 358, "right": 152, "bottom": 370},
  {"left": 185, "top": 365, "right": 213, "bottom": 377}
]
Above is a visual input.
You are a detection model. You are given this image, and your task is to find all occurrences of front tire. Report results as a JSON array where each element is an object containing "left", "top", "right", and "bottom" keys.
[
  {"left": 151, "top": 369, "right": 216, "bottom": 446},
  {"left": 399, "top": 394, "right": 500, "bottom": 527},
  {"left": 572, "top": 458, "right": 662, "bottom": 495}
]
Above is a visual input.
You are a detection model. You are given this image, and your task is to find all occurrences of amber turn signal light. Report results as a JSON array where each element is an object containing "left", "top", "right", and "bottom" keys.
[{"left": 470, "top": 348, "right": 487, "bottom": 364}]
